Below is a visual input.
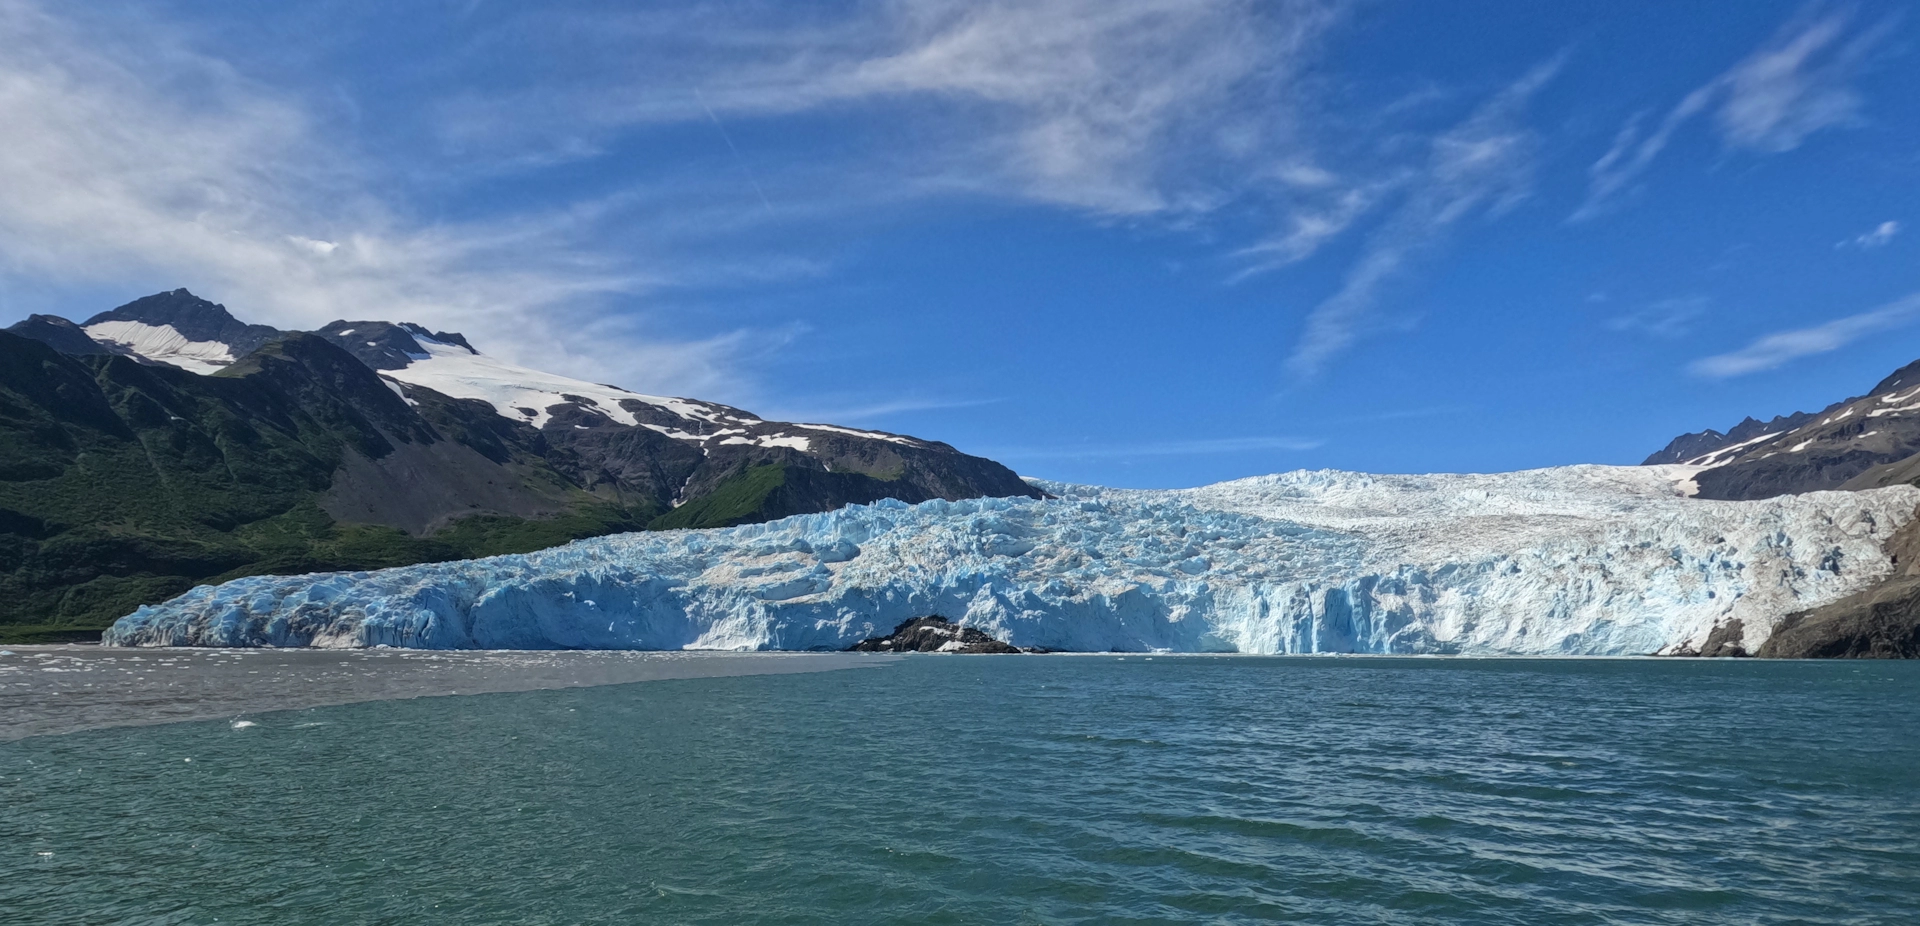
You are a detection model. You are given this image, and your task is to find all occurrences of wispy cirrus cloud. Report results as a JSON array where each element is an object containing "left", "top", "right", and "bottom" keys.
[
  {"left": 986, "top": 436, "right": 1325, "bottom": 460},
  {"left": 3, "top": 0, "right": 1425, "bottom": 391},
  {"left": 758, "top": 396, "right": 1004, "bottom": 426},
  {"left": 1838, "top": 219, "right": 1901, "bottom": 249},
  {"left": 0, "top": 0, "right": 779, "bottom": 400},
  {"left": 399, "top": 0, "right": 1530, "bottom": 385},
  {"left": 1285, "top": 60, "right": 1559, "bottom": 379},
  {"left": 444, "top": 0, "right": 1347, "bottom": 218},
  {"left": 1689, "top": 292, "right": 1920, "bottom": 378},
  {"left": 1229, "top": 183, "right": 1384, "bottom": 280},
  {"left": 1607, "top": 296, "right": 1709, "bottom": 340},
  {"left": 1576, "top": 8, "right": 1891, "bottom": 220}
]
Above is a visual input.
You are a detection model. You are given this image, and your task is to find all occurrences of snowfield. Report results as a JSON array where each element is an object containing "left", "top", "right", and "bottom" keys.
[
  {"left": 381, "top": 331, "right": 918, "bottom": 450},
  {"left": 82, "top": 320, "right": 235, "bottom": 375},
  {"left": 104, "top": 465, "right": 1920, "bottom": 655}
]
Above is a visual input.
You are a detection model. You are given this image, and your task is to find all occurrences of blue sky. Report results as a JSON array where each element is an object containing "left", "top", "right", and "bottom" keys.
[{"left": 0, "top": 0, "right": 1915, "bottom": 487}]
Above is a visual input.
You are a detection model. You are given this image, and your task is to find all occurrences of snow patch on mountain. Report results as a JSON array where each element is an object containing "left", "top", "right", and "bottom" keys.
[
  {"left": 1683, "top": 432, "right": 1781, "bottom": 467},
  {"left": 794, "top": 423, "right": 918, "bottom": 446},
  {"left": 82, "top": 320, "right": 235, "bottom": 375},
  {"left": 104, "top": 465, "right": 1920, "bottom": 656},
  {"left": 380, "top": 332, "right": 719, "bottom": 431},
  {"left": 378, "top": 332, "right": 929, "bottom": 449}
]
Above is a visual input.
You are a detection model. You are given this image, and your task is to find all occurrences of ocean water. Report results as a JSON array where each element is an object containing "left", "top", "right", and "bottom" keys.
[{"left": 4, "top": 656, "right": 1917, "bottom": 925}]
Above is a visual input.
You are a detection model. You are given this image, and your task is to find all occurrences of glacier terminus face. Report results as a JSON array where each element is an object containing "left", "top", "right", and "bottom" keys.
[{"left": 103, "top": 465, "right": 1920, "bottom": 655}]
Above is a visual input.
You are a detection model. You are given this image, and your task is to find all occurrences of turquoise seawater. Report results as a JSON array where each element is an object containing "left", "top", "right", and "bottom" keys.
[{"left": 5, "top": 656, "right": 1918, "bottom": 924}]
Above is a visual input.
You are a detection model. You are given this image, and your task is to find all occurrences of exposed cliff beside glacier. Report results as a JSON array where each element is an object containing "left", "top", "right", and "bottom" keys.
[{"left": 103, "top": 465, "right": 1920, "bottom": 655}]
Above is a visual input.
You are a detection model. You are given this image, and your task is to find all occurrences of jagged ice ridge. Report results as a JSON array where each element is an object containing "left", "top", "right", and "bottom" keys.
[{"left": 104, "top": 466, "right": 1920, "bottom": 655}]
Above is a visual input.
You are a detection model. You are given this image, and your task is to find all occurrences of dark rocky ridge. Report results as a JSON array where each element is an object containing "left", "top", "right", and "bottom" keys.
[
  {"left": 848, "top": 617, "right": 1025, "bottom": 654},
  {"left": 82, "top": 289, "right": 286, "bottom": 359},
  {"left": 315, "top": 320, "right": 474, "bottom": 370},
  {"left": 47, "top": 290, "right": 1042, "bottom": 528},
  {"left": 5, "top": 314, "right": 112, "bottom": 356},
  {"left": 1642, "top": 410, "right": 1828, "bottom": 466},
  {"left": 1647, "top": 356, "right": 1920, "bottom": 501}
]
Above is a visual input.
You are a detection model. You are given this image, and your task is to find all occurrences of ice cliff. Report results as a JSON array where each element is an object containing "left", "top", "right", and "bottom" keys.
[{"left": 103, "top": 465, "right": 1920, "bottom": 655}]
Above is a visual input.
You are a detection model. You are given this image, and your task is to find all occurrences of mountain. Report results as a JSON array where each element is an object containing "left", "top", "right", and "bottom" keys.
[
  {"left": 1641, "top": 355, "right": 1920, "bottom": 658},
  {"left": 1645, "top": 358, "right": 1920, "bottom": 500},
  {"left": 0, "top": 290, "right": 1038, "bottom": 642},
  {"left": 4, "top": 314, "right": 112, "bottom": 356},
  {"left": 303, "top": 318, "right": 1036, "bottom": 526},
  {"left": 1640, "top": 409, "right": 1828, "bottom": 466},
  {"left": 103, "top": 465, "right": 1918, "bottom": 655},
  {"left": 78, "top": 289, "right": 287, "bottom": 374}
]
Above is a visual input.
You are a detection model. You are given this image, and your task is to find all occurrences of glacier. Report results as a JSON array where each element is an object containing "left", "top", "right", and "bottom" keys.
[{"left": 103, "top": 465, "right": 1920, "bottom": 655}]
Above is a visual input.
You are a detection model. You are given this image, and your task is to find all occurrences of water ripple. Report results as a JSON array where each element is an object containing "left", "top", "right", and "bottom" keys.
[{"left": 2, "top": 656, "right": 1917, "bottom": 924}]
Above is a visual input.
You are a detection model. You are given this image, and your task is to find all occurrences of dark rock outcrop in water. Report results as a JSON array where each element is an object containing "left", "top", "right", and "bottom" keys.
[
  {"left": 1666, "top": 619, "right": 1752, "bottom": 658},
  {"left": 848, "top": 617, "right": 1024, "bottom": 654},
  {"left": 1758, "top": 509, "right": 1920, "bottom": 658}
]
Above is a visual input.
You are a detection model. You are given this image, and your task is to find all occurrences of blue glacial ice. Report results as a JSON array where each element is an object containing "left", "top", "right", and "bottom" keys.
[{"left": 103, "top": 465, "right": 1920, "bottom": 655}]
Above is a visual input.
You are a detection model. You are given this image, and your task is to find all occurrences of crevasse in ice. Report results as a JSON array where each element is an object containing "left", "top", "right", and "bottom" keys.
[{"left": 103, "top": 465, "right": 1920, "bottom": 654}]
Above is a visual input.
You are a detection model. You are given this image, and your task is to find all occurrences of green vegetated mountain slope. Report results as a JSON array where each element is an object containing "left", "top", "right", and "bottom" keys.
[
  {"left": 0, "top": 294, "right": 1039, "bottom": 642},
  {"left": 0, "top": 332, "right": 631, "bottom": 641}
]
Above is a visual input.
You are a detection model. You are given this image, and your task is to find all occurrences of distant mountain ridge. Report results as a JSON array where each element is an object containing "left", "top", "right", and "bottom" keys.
[
  {"left": 1644, "top": 357, "right": 1920, "bottom": 500},
  {"left": 0, "top": 289, "right": 1039, "bottom": 642},
  {"left": 1645, "top": 355, "right": 1920, "bottom": 658},
  {"left": 1641, "top": 409, "right": 1829, "bottom": 466}
]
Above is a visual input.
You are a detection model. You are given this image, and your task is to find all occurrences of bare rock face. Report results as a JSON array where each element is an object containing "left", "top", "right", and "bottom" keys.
[
  {"left": 1642, "top": 356, "right": 1920, "bottom": 501},
  {"left": 848, "top": 617, "right": 1024, "bottom": 654},
  {"left": 1759, "top": 577, "right": 1920, "bottom": 658},
  {"left": 1758, "top": 510, "right": 1920, "bottom": 658},
  {"left": 1668, "top": 619, "right": 1753, "bottom": 657}
]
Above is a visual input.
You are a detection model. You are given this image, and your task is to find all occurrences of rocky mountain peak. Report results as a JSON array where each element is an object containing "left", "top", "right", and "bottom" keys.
[
  {"left": 82, "top": 289, "right": 284, "bottom": 356},
  {"left": 1646, "top": 352, "right": 1920, "bottom": 500},
  {"left": 1867, "top": 358, "right": 1920, "bottom": 397},
  {"left": 314, "top": 320, "right": 477, "bottom": 371}
]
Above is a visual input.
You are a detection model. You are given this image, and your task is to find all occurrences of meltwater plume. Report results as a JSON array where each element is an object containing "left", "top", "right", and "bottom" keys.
[{"left": 105, "top": 466, "right": 1920, "bottom": 655}]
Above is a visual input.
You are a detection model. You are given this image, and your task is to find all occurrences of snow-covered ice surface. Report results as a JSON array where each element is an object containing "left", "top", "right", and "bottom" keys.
[
  {"left": 380, "top": 332, "right": 694, "bottom": 430},
  {"left": 104, "top": 465, "right": 1920, "bottom": 656},
  {"left": 82, "top": 320, "right": 235, "bottom": 375},
  {"left": 379, "top": 333, "right": 915, "bottom": 451}
]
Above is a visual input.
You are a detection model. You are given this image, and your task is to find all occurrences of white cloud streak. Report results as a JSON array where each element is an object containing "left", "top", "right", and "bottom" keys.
[
  {"left": 0, "top": 0, "right": 1619, "bottom": 396},
  {"left": 988, "top": 436, "right": 1326, "bottom": 460},
  {"left": 0, "top": 0, "right": 760, "bottom": 399},
  {"left": 1285, "top": 61, "right": 1558, "bottom": 379},
  {"left": 0, "top": 0, "right": 1394, "bottom": 391},
  {"left": 757, "top": 396, "right": 1003, "bottom": 425},
  {"left": 1606, "top": 296, "right": 1708, "bottom": 340},
  {"left": 1577, "top": 9, "right": 1888, "bottom": 220},
  {"left": 460, "top": 0, "right": 1345, "bottom": 219},
  {"left": 1838, "top": 220, "right": 1901, "bottom": 249},
  {"left": 1689, "top": 293, "right": 1920, "bottom": 378}
]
